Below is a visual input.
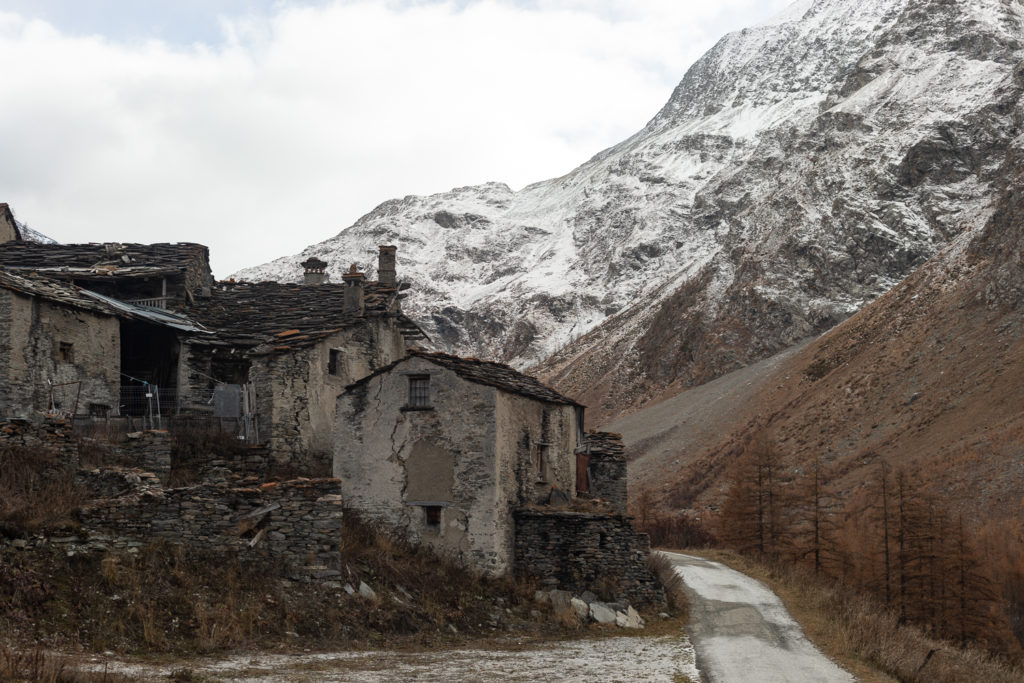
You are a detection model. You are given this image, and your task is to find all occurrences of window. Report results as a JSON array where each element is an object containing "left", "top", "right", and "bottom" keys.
[
  {"left": 424, "top": 505, "right": 442, "bottom": 529},
  {"left": 58, "top": 342, "right": 74, "bottom": 364},
  {"left": 328, "top": 349, "right": 342, "bottom": 376},
  {"left": 407, "top": 375, "right": 430, "bottom": 408}
]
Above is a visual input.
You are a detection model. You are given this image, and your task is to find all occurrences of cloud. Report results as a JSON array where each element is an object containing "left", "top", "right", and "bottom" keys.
[{"left": 0, "top": 0, "right": 792, "bottom": 276}]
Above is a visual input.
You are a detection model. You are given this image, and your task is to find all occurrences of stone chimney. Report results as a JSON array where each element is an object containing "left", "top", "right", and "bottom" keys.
[
  {"left": 342, "top": 264, "right": 365, "bottom": 315},
  {"left": 301, "top": 256, "right": 329, "bottom": 285},
  {"left": 0, "top": 204, "right": 22, "bottom": 244},
  {"left": 377, "top": 245, "right": 397, "bottom": 286}
]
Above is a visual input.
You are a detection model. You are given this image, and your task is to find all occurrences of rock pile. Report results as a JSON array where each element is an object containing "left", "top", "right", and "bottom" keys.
[{"left": 534, "top": 588, "right": 646, "bottom": 629}]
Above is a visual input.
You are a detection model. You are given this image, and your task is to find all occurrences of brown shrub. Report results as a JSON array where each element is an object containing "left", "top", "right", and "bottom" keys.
[
  {"left": 647, "top": 551, "right": 689, "bottom": 617},
  {"left": 0, "top": 446, "right": 85, "bottom": 536}
]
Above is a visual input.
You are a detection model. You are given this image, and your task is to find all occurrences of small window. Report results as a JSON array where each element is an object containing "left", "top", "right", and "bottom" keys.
[
  {"left": 328, "top": 349, "right": 342, "bottom": 376},
  {"left": 424, "top": 505, "right": 441, "bottom": 529},
  {"left": 407, "top": 375, "right": 430, "bottom": 408},
  {"left": 58, "top": 342, "right": 74, "bottom": 364}
]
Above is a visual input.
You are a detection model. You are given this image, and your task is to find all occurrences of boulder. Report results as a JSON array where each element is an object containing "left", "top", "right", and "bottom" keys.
[
  {"left": 549, "top": 589, "right": 572, "bottom": 611},
  {"left": 358, "top": 581, "right": 377, "bottom": 601},
  {"left": 589, "top": 602, "right": 617, "bottom": 624},
  {"left": 570, "top": 597, "right": 589, "bottom": 620}
]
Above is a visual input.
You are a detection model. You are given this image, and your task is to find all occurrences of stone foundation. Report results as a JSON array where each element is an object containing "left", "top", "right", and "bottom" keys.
[
  {"left": 0, "top": 418, "right": 79, "bottom": 469},
  {"left": 514, "top": 508, "right": 665, "bottom": 606},
  {"left": 79, "top": 472, "right": 344, "bottom": 582}
]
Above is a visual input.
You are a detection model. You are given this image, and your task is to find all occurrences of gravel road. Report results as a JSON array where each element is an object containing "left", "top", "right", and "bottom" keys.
[{"left": 664, "top": 552, "right": 854, "bottom": 683}]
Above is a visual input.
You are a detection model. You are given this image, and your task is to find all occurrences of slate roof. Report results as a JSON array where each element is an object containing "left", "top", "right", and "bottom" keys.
[
  {"left": 187, "top": 280, "right": 424, "bottom": 353},
  {"left": 0, "top": 269, "right": 209, "bottom": 333},
  {"left": 581, "top": 431, "right": 627, "bottom": 460},
  {"left": 0, "top": 241, "right": 208, "bottom": 276},
  {"left": 349, "top": 348, "right": 583, "bottom": 407},
  {"left": 0, "top": 269, "right": 114, "bottom": 316}
]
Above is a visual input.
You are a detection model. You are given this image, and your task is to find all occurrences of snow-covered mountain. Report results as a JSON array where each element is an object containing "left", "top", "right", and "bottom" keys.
[{"left": 234, "top": 0, "right": 1024, "bottom": 420}]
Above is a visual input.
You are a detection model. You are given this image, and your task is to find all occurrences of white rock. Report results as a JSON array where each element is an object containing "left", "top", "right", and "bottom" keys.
[
  {"left": 549, "top": 589, "right": 572, "bottom": 610},
  {"left": 589, "top": 602, "right": 617, "bottom": 624},
  {"left": 570, "top": 597, "right": 589, "bottom": 620},
  {"left": 358, "top": 581, "right": 377, "bottom": 601}
]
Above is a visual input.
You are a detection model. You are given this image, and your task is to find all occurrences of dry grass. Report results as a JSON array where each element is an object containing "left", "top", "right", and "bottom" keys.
[
  {"left": 0, "top": 445, "right": 85, "bottom": 536},
  {"left": 0, "top": 643, "right": 132, "bottom": 682},
  {"left": 0, "top": 514, "right": 568, "bottom": 657},
  {"left": 648, "top": 552, "right": 689, "bottom": 618},
  {"left": 690, "top": 549, "right": 1024, "bottom": 683}
]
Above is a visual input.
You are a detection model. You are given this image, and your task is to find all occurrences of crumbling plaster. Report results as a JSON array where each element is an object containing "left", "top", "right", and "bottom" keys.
[
  {"left": 0, "top": 290, "right": 120, "bottom": 418},
  {"left": 335, "top": 357, "right": 520, "bottom": 574},
  {"left": 257, "top": 317, "right": 407, "bottom": 473},
  {"left": 492, "top": 391, "right": 578, "bottom": 565}
]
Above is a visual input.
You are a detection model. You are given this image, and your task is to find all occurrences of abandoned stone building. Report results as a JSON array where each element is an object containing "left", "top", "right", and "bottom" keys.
[
  {"left": 0, "top": 269, "right": 208, "bottom": 420},
  {"left": 0, "top": 209, "right": 423, "bottom": 471},
  {"left": 334, "top": 348, "right": 661, "bottom": 602},
  {"left": 0, "top": 204, "right": 660, "bottom": 605}
]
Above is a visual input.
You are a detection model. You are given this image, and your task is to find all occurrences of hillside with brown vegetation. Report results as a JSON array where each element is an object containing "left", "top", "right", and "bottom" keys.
[{"left": 614, "top": 142, "right": 1024, "bottom": 654}]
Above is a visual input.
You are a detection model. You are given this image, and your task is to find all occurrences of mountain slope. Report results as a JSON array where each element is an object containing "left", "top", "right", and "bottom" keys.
[
  {"left": 235, "top": 0, "right": 1024, "bottom": 422},
  {"left": 614, "top": 124, "right": 1024, "bottom": 523}
]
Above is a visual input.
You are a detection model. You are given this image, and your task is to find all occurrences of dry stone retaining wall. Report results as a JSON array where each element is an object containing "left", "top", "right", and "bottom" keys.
[
  {"left": 514, "top": 509, "right": 665, "bottom": 606},
  {"left": 79, "top": 474, "right": 344, "bottom": 581}
]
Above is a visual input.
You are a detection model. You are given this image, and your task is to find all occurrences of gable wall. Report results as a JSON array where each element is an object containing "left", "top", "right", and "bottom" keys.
[
  {"left": 0, "top": 291, "right": 120, "bottom": 417},
  {"left": 335, "top": 358, "right": 512, "bottom": 574},
  {"left": 254, "top": 316, "right": 408, "bottom": 474}
]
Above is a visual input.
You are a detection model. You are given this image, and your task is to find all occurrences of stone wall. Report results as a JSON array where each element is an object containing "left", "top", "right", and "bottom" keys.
[
  {"left": 335, "top": 359, "right": 506, "bottom": 575},
  {"left": 116, "top": 431, "right": 172, "bottom": 484},
  {"left": 581, "top": 432, "right": 628, "bottom": 513},
  {"left": 0, "top": 418, "right": 79, "bottom": 467},
  {"left": 79, "top": 474, "right": 344, "bottom": 581},
  {"left": 513, "top": 509, "right": 665, "bottom": 606},
  {"left": 0, "top": 289, "right": 12, "bottom": 416},
  {"left": 0, "top": 292, "right": 120, "bottom": 419},
  {"left": 257, "top": 318, "right": 408, "bottom": 476}
]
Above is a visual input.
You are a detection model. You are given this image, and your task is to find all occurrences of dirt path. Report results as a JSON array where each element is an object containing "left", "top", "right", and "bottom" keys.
[
  {"left": 75, "top": 634, "right": 700, "bottom": 681},
  {"left": 664, "top": 552, "right": 854, "bottom": 683}
]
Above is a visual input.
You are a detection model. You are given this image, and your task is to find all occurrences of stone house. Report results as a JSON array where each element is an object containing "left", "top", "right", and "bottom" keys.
[
  {"left": 0, "top": 269, "right": 206, "bottom": 419},
  {"left": 0, "top": 208, "right": 424, "bottom": 471},
  {"left": 335, "top": 349, "right": 601, "bottom": 573},
  {"left": 334, "top": 349, "right": 661, "bottom": 602},
  {"left": 183, "top": 251, "right": 425, "bottom": 472}
]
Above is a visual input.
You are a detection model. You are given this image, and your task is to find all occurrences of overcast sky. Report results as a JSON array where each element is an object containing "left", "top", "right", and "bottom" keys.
[{"left": 0, "top": 0, "right": 793, "bottom": 277}]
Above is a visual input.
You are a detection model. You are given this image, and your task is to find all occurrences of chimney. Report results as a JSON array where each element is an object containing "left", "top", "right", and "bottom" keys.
[
  {"left": 301, "top": 256, "right": 329, "bottom": 285},
  {"left": 342, "top": 264, "right": 365, "bottom": 315},
  {"left": 377, "top": 245, "right": 397, "bottom": 286}
]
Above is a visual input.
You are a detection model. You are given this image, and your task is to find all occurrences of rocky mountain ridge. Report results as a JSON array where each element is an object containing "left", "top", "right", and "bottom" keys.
[{"left": 234, "top": 0, "right": 1024, "bottom": 422}]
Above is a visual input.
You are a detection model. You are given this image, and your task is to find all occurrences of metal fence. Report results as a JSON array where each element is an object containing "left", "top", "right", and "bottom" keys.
[{"left": 119, "top": 385, "right": 178, "bottom": 428}]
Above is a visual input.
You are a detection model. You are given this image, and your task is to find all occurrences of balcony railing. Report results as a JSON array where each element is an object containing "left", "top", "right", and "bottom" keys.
[{"left": 125, "top": 296, "right": 170, "bottom": 309}]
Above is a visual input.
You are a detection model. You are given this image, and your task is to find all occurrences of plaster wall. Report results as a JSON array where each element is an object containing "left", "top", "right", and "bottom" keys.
[
  {"left": 0, "top": 292, "right": 120, "bottom": 417},
  {"left": 492, "top": 392, "right": 578, "bottom": 560},
  {"left": 334, "top": 358, "right": 511, "bottom": 574},
  {"left": 256, "top": 316, "right": 408, "bottom": 473}
]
